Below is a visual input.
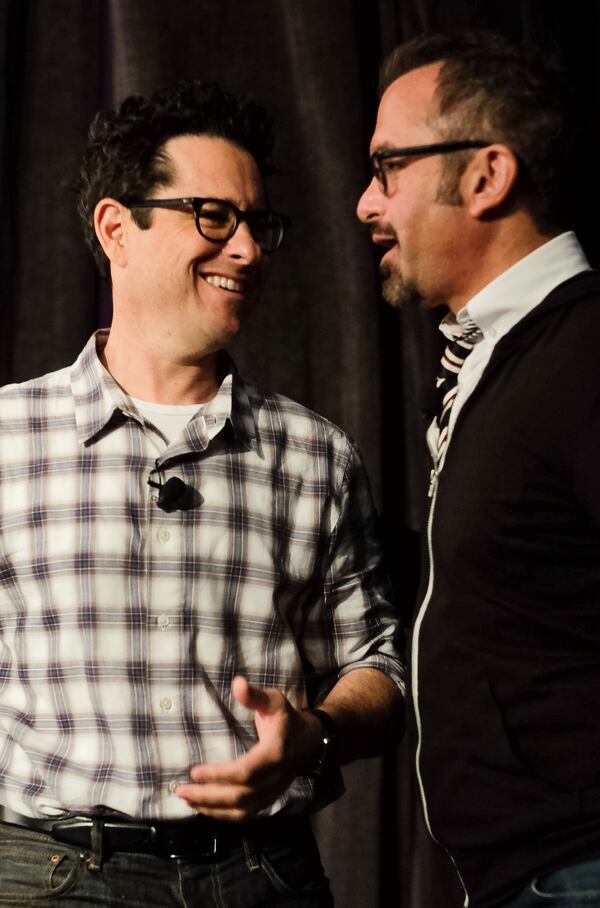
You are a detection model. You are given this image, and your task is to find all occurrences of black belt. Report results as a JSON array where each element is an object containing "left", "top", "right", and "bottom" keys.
[{"left": 1, "top": 807, "right": 305, "bottom": 859}]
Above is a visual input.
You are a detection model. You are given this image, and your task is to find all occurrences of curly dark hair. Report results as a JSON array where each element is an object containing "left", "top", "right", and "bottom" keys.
[
  {"left": 77, "top": 80, "right": 275, "bottom": 274},
  {"left": 380, "top": 31, "right": 574, "bottom": 234}
]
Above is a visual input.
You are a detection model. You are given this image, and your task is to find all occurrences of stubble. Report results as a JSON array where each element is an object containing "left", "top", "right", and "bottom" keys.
[{"left": 380, "top": 261, "right": 425, "bottom": 310}]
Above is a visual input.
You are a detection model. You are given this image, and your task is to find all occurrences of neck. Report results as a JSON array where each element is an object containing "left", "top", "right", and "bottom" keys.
[
  {"left": 100, "top": 327, "right": 221, "bottom": 405},
  {"left": 446, "top": 217, "right": 558, "bottom": 316}
]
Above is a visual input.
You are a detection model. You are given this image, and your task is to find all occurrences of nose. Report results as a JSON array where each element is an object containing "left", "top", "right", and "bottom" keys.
[
  {"left": 356, "top": 177, "right": 386, "bottom": 225},
  {"left": 224, "top": 221, "right": 262, "bottom": 264}
]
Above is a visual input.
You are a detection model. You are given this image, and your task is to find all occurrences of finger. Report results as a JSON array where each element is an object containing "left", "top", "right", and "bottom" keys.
[
  {"left": 192, "top": 805, "right": 255, "bottom": 822},
  {"left": 176, "top": 780, "right": 280, "bottom": 817},
  {"left": 176, "top": 781, "right": 257, "bottom": 809},
  {"left": 231, "top": 676, "right": 282, "bottom": 714},
  {"left": 189, "top": 746, "right": 274, "bottom": 785}
]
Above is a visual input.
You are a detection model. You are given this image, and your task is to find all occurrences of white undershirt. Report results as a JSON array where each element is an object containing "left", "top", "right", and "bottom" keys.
[
  {"left": 129, "top": 397, "right": 205, "bottom": 446},
  {"left": 426, "top": 231, "right": 591, "bottom": 460}
]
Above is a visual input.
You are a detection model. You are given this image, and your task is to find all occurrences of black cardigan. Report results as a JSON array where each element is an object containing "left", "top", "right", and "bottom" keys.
[{"left": 412, "top": 270, "right": 600, "bottom": 907}]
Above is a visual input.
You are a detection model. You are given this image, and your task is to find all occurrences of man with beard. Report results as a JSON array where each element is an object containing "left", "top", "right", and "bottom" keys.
[
  {"left": 0, "top": 80, "right": 404, "bottom": 906},
  {"left": 357, "top": 30, "right": 600, "bottom": 908}
]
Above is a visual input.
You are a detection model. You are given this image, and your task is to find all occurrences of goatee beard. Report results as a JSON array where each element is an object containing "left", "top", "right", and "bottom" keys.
[{"left": 381, "top": 264, "right": 424, "bottom": 310}]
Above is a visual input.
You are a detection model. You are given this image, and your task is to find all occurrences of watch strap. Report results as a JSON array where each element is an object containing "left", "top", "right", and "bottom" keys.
[{"left": 306, "top": 708, "right": 338, "bottom": 775}]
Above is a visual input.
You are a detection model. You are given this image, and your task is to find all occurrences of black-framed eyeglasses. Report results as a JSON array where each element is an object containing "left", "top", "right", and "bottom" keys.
[
  {"left": 371, "top": 141, "right": 491, "bottom": 194},
  {"left": 124, "top": 197, "right": 291, "bottom": 253}
]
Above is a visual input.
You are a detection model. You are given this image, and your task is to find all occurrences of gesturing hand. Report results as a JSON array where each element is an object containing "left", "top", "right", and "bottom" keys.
[{"left": 176, "top": 676, "right": 323, "bottom": 821}]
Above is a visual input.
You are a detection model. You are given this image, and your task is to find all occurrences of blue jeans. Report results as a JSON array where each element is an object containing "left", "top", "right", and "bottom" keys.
[
  {"left": 0, "top": 818, "right": 333, "bottom": 906},
  {"left": 500, "top": 858, "right": 600, "bottom": 907}
]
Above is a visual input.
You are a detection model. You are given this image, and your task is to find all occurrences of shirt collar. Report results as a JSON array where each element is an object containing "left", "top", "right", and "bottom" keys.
[
  {"left": 178, "top": 355, "right": 259, "bottom": 456},
  {"left": 71, "top": 330, "right": 133, "bottom": 444},
  {"left": 439, "top": 231, "right": 590, "bottom": 342},
  {"left": 71, "top": 330, "right": 259, "bottom": 452}
]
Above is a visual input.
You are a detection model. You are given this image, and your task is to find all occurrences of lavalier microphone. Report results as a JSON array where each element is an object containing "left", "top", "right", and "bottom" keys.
[{"left": 147, "top": 475, "right": 188, "bottom": 512}]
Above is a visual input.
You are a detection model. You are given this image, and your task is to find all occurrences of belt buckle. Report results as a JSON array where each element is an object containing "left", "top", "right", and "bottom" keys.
[
  {"left": 199, "top": 835, "right": 218, "bottom": 859},
  {"left": 168, "top": 833, "right": 218, "bottom": 859},
  {"left": 104, "top": 821, "right": 158, "bottom": 851}
]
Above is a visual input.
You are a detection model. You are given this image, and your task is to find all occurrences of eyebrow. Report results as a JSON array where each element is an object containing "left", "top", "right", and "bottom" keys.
[
  {"left": 370, "top": 141, "right": 398, "bottom": 154},
  {"left": 369, "top": 140, "right": 421, "bottom": 158}
]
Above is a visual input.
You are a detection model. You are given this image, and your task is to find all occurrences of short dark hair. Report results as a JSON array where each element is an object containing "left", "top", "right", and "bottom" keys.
[
  {"left": 77, "top": 81, "right": 275, "bottom": 274},
  {"left": 380, "top": 31, "right": 574, "bottom": 233}
]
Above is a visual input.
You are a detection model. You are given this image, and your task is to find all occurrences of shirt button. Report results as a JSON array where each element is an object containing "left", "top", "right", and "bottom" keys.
[
  {"left": 160, "top": 697, "right": 173, "bottom": 711},
  {"left": 157, "top": 614, "right": 170, "bottom": 629},
  {"left": 150, "top": 493, "right": 158, "bottom": 502},
  {"left": 168, "top": 780, "right": 180, "bottom": 794},
  {"left": 158, "top": 529, "right": 171, "bottom": 542}
]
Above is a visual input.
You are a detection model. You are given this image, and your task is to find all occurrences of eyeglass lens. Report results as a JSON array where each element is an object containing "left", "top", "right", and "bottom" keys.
[{"left": 197, "top": 200, "right": 283, "bottom": 252}]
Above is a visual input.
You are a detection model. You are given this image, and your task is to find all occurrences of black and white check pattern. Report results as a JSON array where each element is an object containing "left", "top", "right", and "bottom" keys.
[{"left": 0, "top": 331, "right": 404, "bottom": 820}]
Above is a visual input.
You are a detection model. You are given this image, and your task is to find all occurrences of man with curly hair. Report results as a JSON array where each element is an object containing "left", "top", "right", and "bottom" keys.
[{"left": 0, "top": 81, "right": 404, "bottom": 906}]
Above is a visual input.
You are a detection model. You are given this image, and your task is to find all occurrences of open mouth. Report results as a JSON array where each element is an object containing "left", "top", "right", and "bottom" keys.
[
  {"left": 371, "top": 232, "right": 397, "bottom": 250},
  {"left": 202, "top": 274, "right": 244, "bottom": 293},
  {"left": 378, "top": 238, "right": 398, "bottom": 261}
]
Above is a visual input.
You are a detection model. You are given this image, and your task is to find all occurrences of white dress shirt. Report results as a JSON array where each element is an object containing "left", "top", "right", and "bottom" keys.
[{"left": 427, "top": 231, "right": 590, "bottom": 461}]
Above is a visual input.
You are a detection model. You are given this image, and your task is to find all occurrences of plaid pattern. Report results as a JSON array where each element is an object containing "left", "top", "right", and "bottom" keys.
[{"left": 0, "top": 332, "right": 403, "bottom": 820}]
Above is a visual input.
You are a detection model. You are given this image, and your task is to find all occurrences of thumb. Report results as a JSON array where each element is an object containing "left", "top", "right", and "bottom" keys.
[{"left": 231, "top": 675, "right": 282, "bottom": 715}]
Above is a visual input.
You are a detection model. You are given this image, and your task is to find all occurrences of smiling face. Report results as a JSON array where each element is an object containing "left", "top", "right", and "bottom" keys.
[
  {"left": 357, "top": 63, "right": 471, "bottom": 310},
  {"left": 111, "top": 134, "right": 268, "bottom": 363}
]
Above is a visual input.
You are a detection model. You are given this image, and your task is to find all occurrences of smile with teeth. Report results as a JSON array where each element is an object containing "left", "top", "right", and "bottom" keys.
[{"left": 204, "top": 274, "right": 243, "bottom": 293}]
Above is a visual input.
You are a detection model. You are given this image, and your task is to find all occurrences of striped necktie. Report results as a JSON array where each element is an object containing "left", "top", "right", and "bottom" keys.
[{"left": 435, "top": 321, "right": 483, "bottom": 463}]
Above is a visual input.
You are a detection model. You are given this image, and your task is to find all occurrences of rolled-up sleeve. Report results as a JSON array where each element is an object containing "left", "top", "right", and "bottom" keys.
[{"left": 301, "top": 438, "right": 406, "bottom": 700}]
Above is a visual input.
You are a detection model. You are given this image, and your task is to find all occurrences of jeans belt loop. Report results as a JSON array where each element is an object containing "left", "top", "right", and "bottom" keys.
[{"left": 87, "top": 820, "right": 104, "bottom": 871}]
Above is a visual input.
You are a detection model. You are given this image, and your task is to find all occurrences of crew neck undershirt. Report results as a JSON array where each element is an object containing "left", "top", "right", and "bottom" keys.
[{"left": 129, "top": 397, "right": 205, "bottom": 445}]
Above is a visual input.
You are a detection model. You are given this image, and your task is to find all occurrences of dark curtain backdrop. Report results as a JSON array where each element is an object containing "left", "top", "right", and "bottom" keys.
[{"left": 2, "top": 2, "right": 599, "bottom": 906}]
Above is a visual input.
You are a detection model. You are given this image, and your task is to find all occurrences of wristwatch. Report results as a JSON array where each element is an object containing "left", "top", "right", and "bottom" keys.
[{"left": 306, "top": 708, "right": 338, "bottom": 776}]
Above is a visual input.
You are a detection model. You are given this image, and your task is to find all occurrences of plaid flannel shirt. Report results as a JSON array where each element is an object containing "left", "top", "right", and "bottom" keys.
[{"left": 0, "top": 332, "right": 404, "bottom": 820}]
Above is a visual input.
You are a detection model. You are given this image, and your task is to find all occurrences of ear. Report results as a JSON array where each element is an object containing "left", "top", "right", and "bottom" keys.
[
  {"left": 94, "top": 198, "right": 129, "bottom": 268},
  {"left": 462, "top": 145, "right": 519, "bottom": 219}
]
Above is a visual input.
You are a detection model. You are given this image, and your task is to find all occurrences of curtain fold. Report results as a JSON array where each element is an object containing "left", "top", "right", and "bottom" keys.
[
  {"left": 1, "top": 2, "right": 598, "bottom": 905},
  {"left": 5, "top": 0, "right": 102, "bottom": 382}
]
